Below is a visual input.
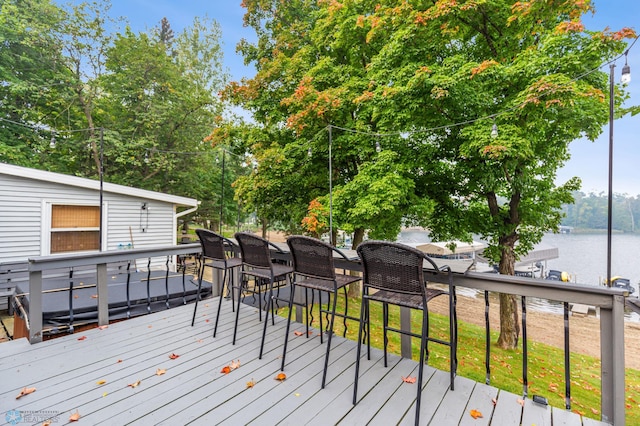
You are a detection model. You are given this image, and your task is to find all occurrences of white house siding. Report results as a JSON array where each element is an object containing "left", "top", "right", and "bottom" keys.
[
  {"left": 0, "top": 170, "right": 195, "bottom": 267},
  {"left": 0, "top": 173, "right": 46, "bottom": 262}
]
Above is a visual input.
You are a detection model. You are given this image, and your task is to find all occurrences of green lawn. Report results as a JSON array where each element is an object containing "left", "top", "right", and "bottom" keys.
[{"left": 277, "top": 294, "right": 640, "bottom": 423}]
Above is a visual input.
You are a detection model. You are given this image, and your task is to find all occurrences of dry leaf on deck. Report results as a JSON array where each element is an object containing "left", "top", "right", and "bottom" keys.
[
  {"left": 401, "top": 376, "right": 417, "bottom": 384},
  {"left": 491, "top": 397, "right": 497, "bottom": 406},
  {"left": 220, "top": 366, "right": 231, "bottom": 374},
  {"left": 246, "top": 379, "right": 256, "bottom": 388},
  {"left": 230, "top": 360, "right": 241, "bottom": 370},
  {"left": 116, "top": 359, "right": 123, "bottom": 363},
  {"left": 69, "top": 410, "right": 81, "bottom": 422},
  {"left": 96, "top": 380, "right": 106, "bottom": 385},
  {"left": 293, "top": 331, "right": 304, "bottom": 336},
  {"left": 128, "top": 380, "right": 141, "bottom": 388},
  {"left": 275, "top": 373, "right": 287, "bottom": 381},
  {"left": 77, "top": 336, "right": 87, "bottom": 341},
  {"left": 91, "top": 294, "right": 98, "bottom": 298},
  {"left": 98, "top": 325, "right": 108, "bottom": 330},
  {"left": 43, "top": 421, "right": 51, "bottom": 426},
  {"left": 470, "top": 409, "right": 483, "bottom": 419},
  {"left": 15, "top": 387, "right": 36, "bottom": 399},
  {"left": 517, "top": 398, "right": 525, "bottom": 406},
  {"left": 73, "top": 295, "right": 79, "bottom": 299},
  {"left": 169, "top": 353, "right": 180, "bottom": 359},
  {"left": 156, "top": 368, "right": 166, "bottom": 376}
]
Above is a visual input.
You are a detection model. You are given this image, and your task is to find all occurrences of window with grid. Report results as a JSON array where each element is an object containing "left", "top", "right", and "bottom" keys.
[{"left": 50, "top": 205, "right": 100, "bottom": 253}]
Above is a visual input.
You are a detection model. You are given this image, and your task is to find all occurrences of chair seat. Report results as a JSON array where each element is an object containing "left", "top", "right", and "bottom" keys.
[
  {"left": 204, "top": 257, "right": 243, "bottom": 271},
  {"left": 243, "top": 263, "right": 293, "bottom": 281},
  {"left": 293, "top": 273, "right": 361, "bottom": 293},
  {"left": 368, "top": 287, "right": 448, "bottom": 310}
]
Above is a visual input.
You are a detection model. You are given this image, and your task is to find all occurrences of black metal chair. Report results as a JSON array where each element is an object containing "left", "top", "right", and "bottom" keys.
[
  {"left": 281, "top": 235, "right": 361, "bottom": 388},
  {"left": 353, "top": 240, "right": 457, "bottom": 426},
  {"left": 191, "top": 229, "right": 242, "bottom": 338},
  {"left": 234, "top": 232, "right": 294, "bottom": 359}
]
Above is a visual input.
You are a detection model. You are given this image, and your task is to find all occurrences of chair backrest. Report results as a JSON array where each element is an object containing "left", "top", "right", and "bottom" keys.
[
  {"left": 234, "top": 232, "right": 273, "bottom": 269},
  {"left": 357, "top": 241, "right": 427, "bottom": 296},
  {"left": 195, "top": 229, "right": 227, "bottom": 261},
  {"left": 287, "top": 235, "right": 335, "bottom": 280}
]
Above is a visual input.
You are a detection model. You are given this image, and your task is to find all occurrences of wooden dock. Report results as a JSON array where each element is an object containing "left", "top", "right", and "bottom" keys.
[{"left": 0, "top": 298, "right": 606, "bottom": 425}]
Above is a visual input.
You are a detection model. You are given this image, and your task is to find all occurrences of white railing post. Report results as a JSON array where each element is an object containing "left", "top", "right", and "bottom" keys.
[
  {"left": 27, "top": 269, "right": 42, "bottom": 343},
  {"left": 97, "top": 263, "right": 109, "bottom": 326},
  {"left": 600, "top": 294, "right": 626, "bottom": 425}
]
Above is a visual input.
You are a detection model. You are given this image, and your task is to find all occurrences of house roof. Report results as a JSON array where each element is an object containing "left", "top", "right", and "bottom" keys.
[{"left": 0, "top": 162, "right": 199, "bottom": 207}]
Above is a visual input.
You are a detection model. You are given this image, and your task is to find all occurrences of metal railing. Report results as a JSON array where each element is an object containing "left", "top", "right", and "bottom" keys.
[
  {"left": 19, "top": 244, "right": 626, "bottom": 424},
  {"left": 24, "top": 243, "right": 202, "bottom": 343}
]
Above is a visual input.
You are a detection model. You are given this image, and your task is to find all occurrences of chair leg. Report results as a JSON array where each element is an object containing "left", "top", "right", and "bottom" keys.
[
  {"left": 450, "top": 287, "right": 458, "bottom": 390},
  {"left": 353, "top": 295, "right": 367, "bottom": 405},
  {"left": 415, "top": 309, "right": 429, "bottom": 426},
  {"left": 259, "top": 280, "right": 274, "bottom": 359},
  {"left": 191, "top": 262, "right": 205, "bottom": 326},
  {"left": 366, "top": 298, "right": 371, "bottom": 361},
  {"left": 213, "top": 268, "right": 227, "bottom": 338},
  {"left": 383, "top": 302, "right": 389, "bottom": 368},
  {"left": 232, "top": 275, "right": 243, "bottom": 345},
  {"left": 319, "top": 292, "right": 324, "bottom": 344},
  {"left": 321, "top": 290, "right": 338, "bottom": 389},
  {"left": 281, "top": 283, "right": 296, "bottom": 371}
]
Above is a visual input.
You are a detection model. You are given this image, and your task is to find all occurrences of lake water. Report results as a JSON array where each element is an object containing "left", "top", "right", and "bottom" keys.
[{"left": 397, "top": 229, "right": 640, "bottom": 320}]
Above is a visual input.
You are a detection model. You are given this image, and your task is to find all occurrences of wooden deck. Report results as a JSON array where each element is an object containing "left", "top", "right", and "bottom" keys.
[{"left": 1, "top": 298, "right": 606, "bottom": 425}]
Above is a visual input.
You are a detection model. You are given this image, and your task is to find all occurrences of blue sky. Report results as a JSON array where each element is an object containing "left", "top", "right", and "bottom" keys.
[{"left": 64, "top": 0, "right": 640, "bottom": 196}]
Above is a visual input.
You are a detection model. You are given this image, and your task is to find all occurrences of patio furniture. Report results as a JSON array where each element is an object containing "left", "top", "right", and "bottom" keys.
[
  {"left": 234, "top": 232, "right": 294, "bottom": 359},
  {"left": 281, "top": 235, "right": 361, "bottom": 388},
  {"left": 353, "top": 240, "right": 457, "bottom": 426},
  {"left": 191, "top": 229, "right": 242, "bottom": 337}
]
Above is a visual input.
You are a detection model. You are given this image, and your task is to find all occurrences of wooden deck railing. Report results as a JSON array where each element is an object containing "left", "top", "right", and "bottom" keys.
[{"left": 20, "top": 243, "right": 627, "bottom": 425}]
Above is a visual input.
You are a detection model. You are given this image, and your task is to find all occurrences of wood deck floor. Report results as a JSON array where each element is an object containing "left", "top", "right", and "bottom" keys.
[{"left": 1, "top": 298, "right": 606, "bottom": 425}]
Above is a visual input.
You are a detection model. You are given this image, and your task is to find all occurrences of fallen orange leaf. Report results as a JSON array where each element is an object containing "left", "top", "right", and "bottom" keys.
[
  {"left": 15, "top": 387, "right": 36, "bottom": 399},
  {"left": 116, "top": 359, "right": 123, "bottom": 363},
  {"left": 591, "top": 407, "right": 599, "bottom": 415},
  {"left": 517, "top": 398, "right": 525, "bottom": 407},
  {"left": 230, "top": 359, "right": 241, "bottom": 370},
  {"left": 491, "top": 397, "right": 497, "bottom": 406},
  {"left": 128, "top": 380, "right": 141, "bottom": 388},
  {"left": 402, "top": 376, "right": 417, "bottom": 384},
  {"left": 96, "top": 380, "right": 106, "bottom": 385},
  {"left": 246, "top": 379, "right": 256, "bottom": 388},
  {"left": 98, "top": 325, "right": 108, "bottom": 330},
  {"left": 293, "top": 331, "right": 304, "bottom": 336},
  {"left": 169, "top": 353, "right": 180, "bottom": 359},
  {"left": 470, "top": 409, "right": 483, "bottom": 419},
  {"left": 69, "top": 410, "right": 81, "bottom": 422},
  {"left": 91, "top": 294, "right": 98, "bottom": 298},
  {"left": 156, "top": 368, "right": 166, "bottom": 376},
  {"left": 73, "top": 295, "right": 79, "bottom": 299},
  {"left": 275, "top": 373, "right": 287, "bottom": 381},
  {"left": 43, "top": 421, "right": 52, "bottom": 426},
  {"left": 77, "top": 336, "right": 87, "bottom": 341},
  {"left": 221, "top": 366, "right": 231, "bottom": 374}
]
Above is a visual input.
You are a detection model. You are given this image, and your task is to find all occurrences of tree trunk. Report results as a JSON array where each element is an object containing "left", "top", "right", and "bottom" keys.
[
  {"left": 496, "top": 240, "right": 520, "bottom": 349},
  {"left": 261, "top": 218, "right": 268, "bottom": 239},
  {"left": 348, "top": 227, "right": 366, "bottom": 298}
]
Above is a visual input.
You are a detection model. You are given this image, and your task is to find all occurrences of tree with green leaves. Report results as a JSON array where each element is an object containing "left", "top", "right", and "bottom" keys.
[{"left": 229, "top": 0, "right": 635, "bottom": 349}]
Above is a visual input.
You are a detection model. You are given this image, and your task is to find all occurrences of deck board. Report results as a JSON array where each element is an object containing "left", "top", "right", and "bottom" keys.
[{"left": 0, "top": 297, "right": 609, "bottom": 426}]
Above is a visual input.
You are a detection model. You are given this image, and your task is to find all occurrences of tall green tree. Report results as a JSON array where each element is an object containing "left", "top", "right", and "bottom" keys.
[
  {"left": 0, "top": 0, "right": 70, "bottom": 166},
  {"left": 230, "top": 0, "right": 635, "bottom": 349}
]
